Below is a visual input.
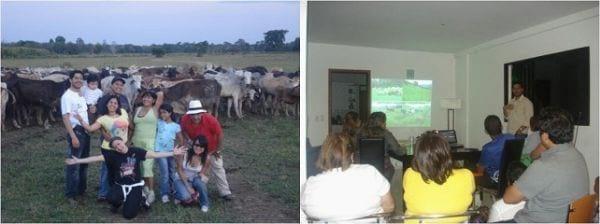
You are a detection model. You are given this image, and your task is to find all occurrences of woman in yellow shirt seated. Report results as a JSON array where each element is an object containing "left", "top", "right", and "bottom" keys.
[{"left": 403, "top": 131, "right": 475, "bottom": 223}]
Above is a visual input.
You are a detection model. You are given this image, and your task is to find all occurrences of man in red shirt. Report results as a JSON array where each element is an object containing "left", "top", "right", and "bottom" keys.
[{"left": 180, "top": 100, "right": 233, "bottom": 201}]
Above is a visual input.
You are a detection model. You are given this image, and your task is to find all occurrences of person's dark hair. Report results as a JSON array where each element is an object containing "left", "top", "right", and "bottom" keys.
[
  {"left": 342, "top": 111, "right": 361, "bottom": 136},
  {"left": 538, "top": 107, "right": 573, "bottom": 144},
  {"left": 484, "top": 115, "right": 503, "bottom": 136},
  {"left": 187, "top": 135, "right": 208, "bottom": 165},
  {"left": 140, "top": 90, "right": 157, "bottom": 105},
  {"left": 412, "top": 131, "right": 454, "bottom": 185},
  {"left": 69, "top": 70, "right": 84, "bottom": 79},
  {"left": 159, "top": 103, "right": 176, "bottom": 121},
  {"left": 317, "top": 133, "right": 354, "bottom": 172},
  {"left": 86, "top": 73, "right": 99, "bottom": 83},
  {"left": 109, "top": 136, "right": 124, "bottom": 148},
  {"left": 529, "top": 115, "right": 540, "bottom": 132},
  {"left": 362, "top": 112, "right": 387, "bottom": 137},
  {"left": 512, "top": 81, "right": 525, "bottom": 89},
  {"left": 506, "top": 161, "right": 526, "bottom": 185},
  {"left": 102, "top": 95, "right": 122, "bottom": 116},
  {"left": 111, "top": 77, "right": 125, "bottom": 85}
]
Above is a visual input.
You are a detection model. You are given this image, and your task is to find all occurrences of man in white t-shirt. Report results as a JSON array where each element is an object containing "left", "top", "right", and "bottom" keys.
[
  {"left": 61, "top": 70, "right": 90, "bottom": 206},
  {"left": 503, "top": 82, "right": 534, "bottom": 134}
]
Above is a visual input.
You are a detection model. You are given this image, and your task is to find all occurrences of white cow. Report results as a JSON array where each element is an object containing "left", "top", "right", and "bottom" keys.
[{"left": 205, "top": 71, "right": 251, "bottom": 119}]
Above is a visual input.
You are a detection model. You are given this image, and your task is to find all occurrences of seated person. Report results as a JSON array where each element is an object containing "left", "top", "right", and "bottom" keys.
[
  {"left": 356, "top": 112, "right": 406, "bottom": 175},
  {"left": 487, "top": 161, "right": 527, "bottom": 222},
  {"left": 476, "top": 115, "right": 514, "bottom": 188},
  {"left": 301, "top": 133, "right": 394, "bottom": 221},
  {"left": 503, "top": 108, "right": 589, "bottom": 223},
  {"left": 403, "top": 131, "right": 475, "bottom": 223},
  {"left": 341, "top": 111, "right": 361, "bottom": 152},
  {"left": 65, "top": 137, "right": 186, "bottom": 219},
  {"left": 519, "top": 116, "right": 541, "bottom": 166},
  {"left": 528, "top": 108, "right": 563, "bottom": 161}
]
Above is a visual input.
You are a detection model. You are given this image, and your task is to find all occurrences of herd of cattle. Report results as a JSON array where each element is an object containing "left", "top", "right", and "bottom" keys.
[{"left": 0, "top": 64, "right": 300, "bottom": 131}]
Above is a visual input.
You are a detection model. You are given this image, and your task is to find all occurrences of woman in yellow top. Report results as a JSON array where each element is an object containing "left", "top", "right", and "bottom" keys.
[{"left": 403, "top": 131, "right": 475, "bottom": 223}]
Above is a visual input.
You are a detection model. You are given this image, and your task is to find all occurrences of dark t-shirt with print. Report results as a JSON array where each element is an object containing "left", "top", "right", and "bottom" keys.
[{"left": 102, "top": 147, "right": 146, "bottom": 185}]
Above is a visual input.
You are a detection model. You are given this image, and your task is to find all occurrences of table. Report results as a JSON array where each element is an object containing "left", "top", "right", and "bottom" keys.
[{"left": 389, "top": 148, "right": 481, "bottom": 172}]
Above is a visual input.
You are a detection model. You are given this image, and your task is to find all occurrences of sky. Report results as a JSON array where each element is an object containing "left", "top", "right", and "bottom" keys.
[{"left": 1, "top": 1, "right": 299, "bottom": 45}]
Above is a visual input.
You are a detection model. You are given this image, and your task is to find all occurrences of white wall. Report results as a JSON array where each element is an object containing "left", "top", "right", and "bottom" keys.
[
  {"left": 307, "top": 43, "right": 455, "bottom": 145},
  {"left": 455, "top": 8, "right": 599, "bottom": 190}
]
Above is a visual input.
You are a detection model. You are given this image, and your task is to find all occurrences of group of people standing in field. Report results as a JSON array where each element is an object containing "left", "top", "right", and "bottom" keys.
[{"left": 61, "top": 70, "right": 233, "bottom": 219}]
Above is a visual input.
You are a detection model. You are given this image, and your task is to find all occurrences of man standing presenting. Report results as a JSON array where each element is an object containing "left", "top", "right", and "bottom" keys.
[
  {"left": 503, "top": 108, "right": 589, "bottom": 222},
  {"left": 61, "top": 70, "right": 90, "bottom": 205},
  {"left": 503, "top": 82, "right": 534, "bottom": 134},
  {"left": 180, "top": 100, "right": 233, "bottom": 201}
]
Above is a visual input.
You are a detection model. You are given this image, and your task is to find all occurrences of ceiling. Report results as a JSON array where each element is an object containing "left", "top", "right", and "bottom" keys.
[{"left": 308, "top": 1, "right": 598, "bottom": 53}]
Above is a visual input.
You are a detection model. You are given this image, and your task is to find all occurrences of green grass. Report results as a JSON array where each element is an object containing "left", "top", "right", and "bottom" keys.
[
  {"left": 1, "top": 115, "right": 299, "bottom": 222},
  {"left": 372, "top": 80, "right": 432, "bottom": 127},
  {"left": 0, "top": 52, "right": 300, "bottom": 72}
]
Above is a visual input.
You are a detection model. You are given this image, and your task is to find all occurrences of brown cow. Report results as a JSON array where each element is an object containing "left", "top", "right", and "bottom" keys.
[{"left": 135, "top": 79, "right": 222, "bottom": 118}]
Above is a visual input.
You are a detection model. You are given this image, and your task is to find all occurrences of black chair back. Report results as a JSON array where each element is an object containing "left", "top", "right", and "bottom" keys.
[
  {"left": 306, "top": 138, "right": 321, "bottom": 177},
  {"left": 497, "top": 138, "right": 525, "bottom": 197},
  {"left": 358, "top": 138, "right": 386, "bottom": 174}
]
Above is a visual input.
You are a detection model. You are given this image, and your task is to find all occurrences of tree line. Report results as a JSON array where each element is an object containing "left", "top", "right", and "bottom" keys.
[{"left": 1, "top": 29, "right": 299, "bottom": 59}]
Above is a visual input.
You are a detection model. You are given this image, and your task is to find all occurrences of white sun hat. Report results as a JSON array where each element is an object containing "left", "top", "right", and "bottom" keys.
[{"left": 186, "top": 100, "right": 207, "bottom": 114}]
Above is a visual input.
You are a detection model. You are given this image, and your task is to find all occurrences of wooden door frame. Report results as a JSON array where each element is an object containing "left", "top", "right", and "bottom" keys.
[{"left": 328, "top": 69, "right": 371, "bottom": 133}]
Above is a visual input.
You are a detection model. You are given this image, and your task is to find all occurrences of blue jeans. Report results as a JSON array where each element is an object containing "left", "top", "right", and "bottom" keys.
[
  {"left": 174, "top": 177, "right": 209, "bottom": 207},
  {"left": 98, "top": 161, "right": 110, "bottom": 198},
  {"left": 65, "top": 126, "right": 90, "bottom": 198},
  {"left": 156, "top": 157, "right": 178, "bottom": 197}
]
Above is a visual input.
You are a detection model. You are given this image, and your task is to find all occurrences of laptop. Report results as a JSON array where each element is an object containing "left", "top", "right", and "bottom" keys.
[{"left": 438, "top": 130, "right": 464, "bottom": 149}]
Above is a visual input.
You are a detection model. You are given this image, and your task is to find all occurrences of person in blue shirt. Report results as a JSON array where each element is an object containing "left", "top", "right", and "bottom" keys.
[{"left": 477, "top": 115, "right": 514, "bottom": 188}]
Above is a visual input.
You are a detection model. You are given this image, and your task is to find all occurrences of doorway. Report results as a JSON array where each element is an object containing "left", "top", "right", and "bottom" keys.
[{"left": 328, "top": 69, "right": 371, "bottom": 133}]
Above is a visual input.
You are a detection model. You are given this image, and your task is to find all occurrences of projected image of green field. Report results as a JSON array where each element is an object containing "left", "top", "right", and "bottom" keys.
[{"left": 371, "top": 79, "right": 432, "bottom": 127}]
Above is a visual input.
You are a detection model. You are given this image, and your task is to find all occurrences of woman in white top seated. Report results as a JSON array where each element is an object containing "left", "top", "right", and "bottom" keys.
[
  {"left": 174, "top": 135, "right": 211, "bottom": 212},
  {"left": 301, "top": 133, "right": 395, "bottom": 221}
]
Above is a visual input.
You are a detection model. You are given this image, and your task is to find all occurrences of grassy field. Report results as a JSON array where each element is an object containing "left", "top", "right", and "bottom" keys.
[
  {"left": 0, "top": 52, "right": 300, "bottom": 72},
  {"left": 372, "top": 79, "right": 432, "bottom": 127},
  {"left": 1, "top": 115, "right": 299, "bottom": 222}
]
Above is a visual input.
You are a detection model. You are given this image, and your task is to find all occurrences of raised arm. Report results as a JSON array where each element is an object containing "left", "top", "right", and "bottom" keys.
[
  {"left": 153, "top": 91, "right": 164, "bottom": 112},
  {"left": 65, "top": 155, "right": 104, "bottom": 165}
]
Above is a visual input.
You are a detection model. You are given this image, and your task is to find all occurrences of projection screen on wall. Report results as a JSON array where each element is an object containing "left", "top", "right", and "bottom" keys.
[{"left": 371, "top": 78, "right": 432, "bottom": 127}]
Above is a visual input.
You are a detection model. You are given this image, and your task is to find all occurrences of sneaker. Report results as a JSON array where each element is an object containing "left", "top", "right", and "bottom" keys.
[
  {"left": 161, "top": 195, "right": 170, "bottom": 203},
  {"left": 221, "top": 194, "right": 233, "bottom": 201},
  {"left": 147, "top": 190, "right": 156, "bottom": 204},
  {"left": 201, "top": 205, "right": 209, "bottom": 213},
  {"left": 174, "top": 199, "right": 181, "bottom": 205}
]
